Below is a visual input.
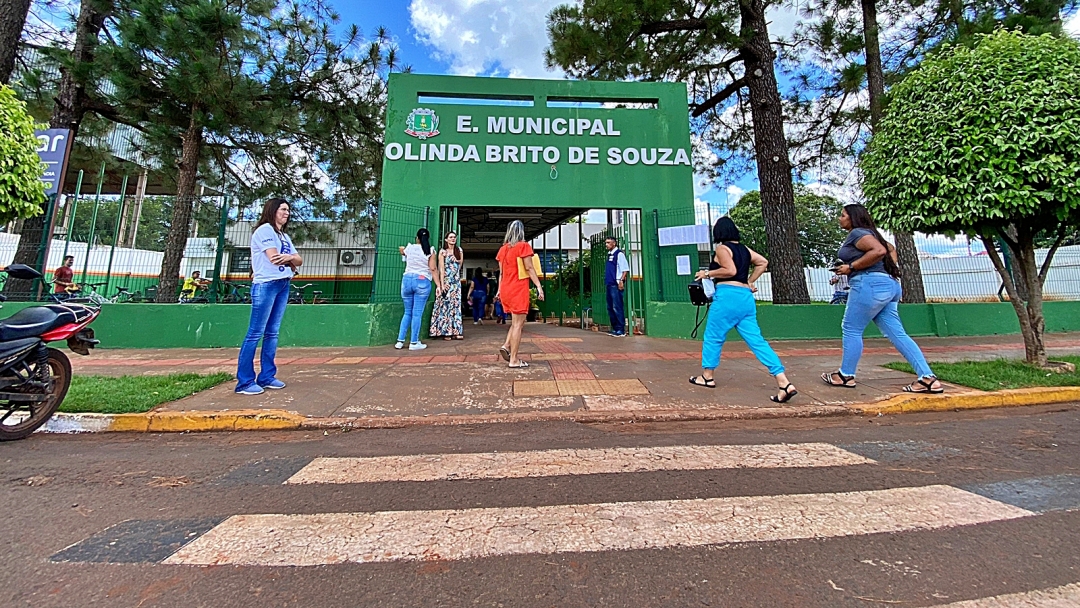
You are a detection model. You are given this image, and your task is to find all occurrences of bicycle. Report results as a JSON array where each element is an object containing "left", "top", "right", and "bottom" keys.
[
  {"left": 220, "top": 281, "right": 251, "bottom": 304},
  {"left": 289, "top": 283, "right": 313, "bottom": 304}
]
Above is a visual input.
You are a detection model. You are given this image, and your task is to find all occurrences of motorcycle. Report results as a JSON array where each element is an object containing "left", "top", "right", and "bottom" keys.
[{"left": 0, "top": 264, "right": 100, "bottom": 441}]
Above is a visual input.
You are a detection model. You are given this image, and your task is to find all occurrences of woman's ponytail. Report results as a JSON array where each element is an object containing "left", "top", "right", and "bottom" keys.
[{"left": 417, "top": 228, "right": 432, "bottom": 256}]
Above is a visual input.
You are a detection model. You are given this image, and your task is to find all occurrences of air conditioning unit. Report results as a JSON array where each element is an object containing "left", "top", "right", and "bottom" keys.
[{"left": 338, "top": 249, "right": 367, "bottom": 266}]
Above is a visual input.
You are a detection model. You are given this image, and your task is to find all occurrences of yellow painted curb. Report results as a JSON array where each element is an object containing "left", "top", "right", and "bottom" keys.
[
  {"left": 853, "top": 386, "right": 1080, "bottom": 415},
  {"left": 134, "top": 409, "right": 304, "bottom": 432}
]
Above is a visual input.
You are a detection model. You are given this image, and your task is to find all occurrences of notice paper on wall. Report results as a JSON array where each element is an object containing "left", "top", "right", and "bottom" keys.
[
  {"left": 676, "top": 255, "right": 692, "bottom": 276},
  {"left": 658, "top": 224, "right": 709, "bottom": 247}
]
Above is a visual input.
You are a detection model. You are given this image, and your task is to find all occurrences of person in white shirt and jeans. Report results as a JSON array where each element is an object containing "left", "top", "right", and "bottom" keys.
[
  {"left": 396, "top": 228, "right": 437, "bottom": 350},
  {"left": 236, "top": 198, "right": 303, "bottom": 395}
]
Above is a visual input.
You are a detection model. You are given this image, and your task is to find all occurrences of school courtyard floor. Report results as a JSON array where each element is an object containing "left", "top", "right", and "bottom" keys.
[{"left": 68, "top": 323, "right": 1080, "bottom": 423}]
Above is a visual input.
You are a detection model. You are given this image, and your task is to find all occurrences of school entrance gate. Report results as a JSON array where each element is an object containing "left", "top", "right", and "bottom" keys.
[{"left": 366, "top": 74, "right": 698, "bottom": 345}]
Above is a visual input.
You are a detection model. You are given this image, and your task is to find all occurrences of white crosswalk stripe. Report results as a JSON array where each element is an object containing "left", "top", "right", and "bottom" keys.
[
  {"left": 931, "top": 582, "right": 1080, "bottom": 607},
  {"left": 165, "top": 485, "right": 1031, "bottom": 567},
  {"left": 285, "top": 443, "right": 875, "bottom": 484}
]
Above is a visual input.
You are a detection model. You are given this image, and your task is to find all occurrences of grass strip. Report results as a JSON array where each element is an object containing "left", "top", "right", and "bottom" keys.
[
  {"left": 885, "top": 356, "right": 1080, "bottom": 391},
  {"left": 59, "top": 372, "right": 233, "bottom": 414}
]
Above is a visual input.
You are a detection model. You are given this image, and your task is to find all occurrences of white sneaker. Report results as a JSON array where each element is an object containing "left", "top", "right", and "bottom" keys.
[
  {"left": 409, "top": 342, "right": 427, "bottom": 351},
  {"left": 394, "top": 341, "right": 404, "bottom": 349},
  {"left": 473, "top": 321, "right": 478, "bottom": 325}
]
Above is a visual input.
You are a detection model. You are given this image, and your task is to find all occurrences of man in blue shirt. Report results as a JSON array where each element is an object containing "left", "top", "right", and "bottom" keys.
[{"left": 604, "top": 236, "right": 630, "bottom": 337}]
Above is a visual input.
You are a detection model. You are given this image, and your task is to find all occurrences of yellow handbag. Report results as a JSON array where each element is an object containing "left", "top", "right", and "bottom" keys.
[{"left": 517, "top": 254, "right": 542, "bottom": 280}]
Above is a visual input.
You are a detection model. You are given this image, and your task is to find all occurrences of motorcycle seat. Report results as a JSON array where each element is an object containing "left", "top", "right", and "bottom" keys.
[{"left": 0, "top": 307, "right": 62, "bottom": 341}]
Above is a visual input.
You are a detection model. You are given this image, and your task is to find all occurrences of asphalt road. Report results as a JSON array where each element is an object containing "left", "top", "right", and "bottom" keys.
[{"left": 3, "top": 405, "right": 1079, "bottom": 607}]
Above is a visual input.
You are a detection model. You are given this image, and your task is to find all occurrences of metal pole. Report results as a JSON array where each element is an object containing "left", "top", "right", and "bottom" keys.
[
  {"left": 103, "top": 174, "right": 130, "bottom": 297},
  {"left": 80, "top": 162, "right": 106, "bottom": 286},
  {"left": 557, "top": 220, "right": 563, "bottom": 325},
  {"left": 32, "top": 193, "right": 59, "bottom": 299},
  {"left": 60, "top": 170, "right": 84, "bottom": 262},
  {"left": 654, "top": 209, "right": 663, "bottom": 301},
  {"left": 210, "top": 196, "right": 229, "bottom": 303},
  {"left": 578, "top": 214, "right": 584, "bottom": 328},
  {"left": 542, "top": 228, "right": 547, "bottom": 322}
]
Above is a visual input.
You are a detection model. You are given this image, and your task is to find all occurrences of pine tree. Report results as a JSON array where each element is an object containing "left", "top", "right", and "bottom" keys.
[
  {"left": 547, "top": 0, "right": 812, "bottom": 304},
  {"left": 97, "top": 0, "right": 396, "bottom": 301}
]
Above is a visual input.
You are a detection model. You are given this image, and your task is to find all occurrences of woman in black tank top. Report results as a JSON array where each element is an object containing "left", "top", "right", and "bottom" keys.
[{"left": 690, "top": 217, "right": 797, "bottom": 403}]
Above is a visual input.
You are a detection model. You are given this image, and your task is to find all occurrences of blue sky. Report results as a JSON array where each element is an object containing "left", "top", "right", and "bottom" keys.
[
  {"left": 339, "top": 0, "right": 768, "bottom": 222},
  {"left": 330, "top": 1, "right": 1074, "bottom": 256}
]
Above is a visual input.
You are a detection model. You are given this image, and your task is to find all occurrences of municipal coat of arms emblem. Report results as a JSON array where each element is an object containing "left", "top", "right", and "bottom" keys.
[{"left": 405, "top": 108, "right": 440, "bottom": 139}]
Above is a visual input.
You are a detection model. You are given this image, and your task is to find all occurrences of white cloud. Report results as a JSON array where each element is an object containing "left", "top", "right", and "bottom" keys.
[
  {"left": 409, "top": 0, "right": 565, "bottom": 77},
  {"left": 767, "top": 4, "right": 801, "bottom": 39},
  {"left": 1067, "top": 10, "right": 1080, "bottom": 37},
  {"left": 726, "top": 185, "right": 746, "bottom": 204}
]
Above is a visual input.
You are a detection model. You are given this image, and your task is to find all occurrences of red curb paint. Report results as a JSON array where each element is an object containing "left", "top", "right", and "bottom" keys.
[
  {"left": 657, "top": 352, "right": 693, "bottom": 360},
  {"left": 274, "top": 358, "right": 298, "bottom": 365},
  {"left": 625, "top": 352, "right": 662, "bottom": 360},
  {"left": 597, "top": 353, "right": 629, "bottom": 360},
  {"left": 188, "top": 359, "right": 234, "bottom": 365}
]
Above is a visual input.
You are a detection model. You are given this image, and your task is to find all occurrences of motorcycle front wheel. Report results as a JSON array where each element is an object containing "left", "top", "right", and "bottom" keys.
[{"left": 0, "top": 348, "right": 72, "bottom": 441}]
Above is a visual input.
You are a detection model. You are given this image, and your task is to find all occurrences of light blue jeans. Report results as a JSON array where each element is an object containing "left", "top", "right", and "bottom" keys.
[
  {"left": 398, "top": 273, "right": 432, "bottom": 343},
  {"left": 841, "top": 272, "right": 934, "bottom": 378},
  {"left": 236, "top": 278, "right": 291, "bottom": 389},
  {"left": 701, "top": 284, "right": 784, "bottom": 376}
]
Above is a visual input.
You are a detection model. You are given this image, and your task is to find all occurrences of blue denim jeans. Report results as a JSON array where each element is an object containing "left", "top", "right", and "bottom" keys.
[
  {"left": 606, "top": 284, "right": 626, "bottom": 334},
  {"left": 236, "top": 278, "right": 291, "bottom": 389},
  {"left": 701, "top": 284, "right": 784, "bottom": 376},
  {"left": 398, "top": 273, "right": 432, "bottom": 343},
  {"left": 471, "top": 294, "right": 486, "bottom": 323},
  {"left": 841, "top": 272, "right": 934, "bottom": 379}
]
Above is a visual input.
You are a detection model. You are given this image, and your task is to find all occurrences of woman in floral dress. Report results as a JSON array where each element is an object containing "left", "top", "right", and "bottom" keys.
[{"left": 430, "top": 231, "right": 464, "bottom": 340}]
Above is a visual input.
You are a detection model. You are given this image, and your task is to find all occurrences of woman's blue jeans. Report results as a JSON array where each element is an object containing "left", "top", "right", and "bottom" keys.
[
  {"left": 471, "top": 294, "right": 486, "bottom": 322},
  {"left": 398, "top": 273, "right": 432, "bottom": 343},
  {"left": 841, "top": 272, "right": 934, "bottom": 379},
  {"left": 701, "top": 284, "right": 784, "bottom": 376},
  {"left": 236, "top": 278, "right": 291, "bottom": 389}
]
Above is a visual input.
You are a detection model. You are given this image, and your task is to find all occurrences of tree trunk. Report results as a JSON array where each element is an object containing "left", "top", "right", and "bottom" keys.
[
  {"left": 739, "top": 0, "right": 810, "bottom": 304},
  {"left": 156, "top": 111, "right": 202, "bottom": 302},
  {"left": 980, "top": 234, "right": 1047, "bottom": 366},
  {"left": 894, "top": 231, "right": 926, "bottom": 302},
  {"left": 0, "top": 0, "right": 31, "bottom": 83},
  {"left": 4, "top": 0, "right": 111, "bottom": 299},
  {"left": 860, "top": 0, "right": 925, "bottom": 303}
]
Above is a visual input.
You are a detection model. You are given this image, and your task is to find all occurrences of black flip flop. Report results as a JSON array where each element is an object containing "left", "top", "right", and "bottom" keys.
[
  {"left": 903, "top": 377, "right": 944, "bottom": 394},
  {"left": 689, "top": 376, "right": 716, "bottom": 388},
  {"left": 821, "top": 371, "right": 856, "bottom": 388},
  {"left": 770, "top": 384, "right": 798, "bottom": 403}
]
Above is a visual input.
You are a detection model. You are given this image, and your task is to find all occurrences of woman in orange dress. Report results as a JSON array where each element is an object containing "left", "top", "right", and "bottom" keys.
[{"left": 495, "top": 220, "right": 544, "bottom": 368}]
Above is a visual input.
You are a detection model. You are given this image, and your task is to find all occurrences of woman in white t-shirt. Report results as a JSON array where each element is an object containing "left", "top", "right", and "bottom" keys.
[
  {"left": 395, "top": 228, "right": 437, "bottom": 350},
  {"left": 235, "top": 198, "right": 303, "bottom": 395}
]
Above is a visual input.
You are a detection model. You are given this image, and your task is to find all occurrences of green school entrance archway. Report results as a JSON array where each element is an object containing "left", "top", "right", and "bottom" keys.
[{"left": 369, "top": 74, "right": 697, "bottom": 343}]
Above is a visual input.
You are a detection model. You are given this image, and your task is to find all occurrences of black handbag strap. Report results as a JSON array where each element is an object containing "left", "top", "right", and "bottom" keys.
[{"left": 690, "top": 302, "right": 710, "bottom": 340}]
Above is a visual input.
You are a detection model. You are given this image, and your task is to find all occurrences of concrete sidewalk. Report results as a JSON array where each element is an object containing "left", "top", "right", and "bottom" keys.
[{"left": 67, "top": 323, "right": 1080, "bottom": 423}]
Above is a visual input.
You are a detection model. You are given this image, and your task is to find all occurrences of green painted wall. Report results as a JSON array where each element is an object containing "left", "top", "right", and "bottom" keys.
[
  {"left": 645, "top": 301, "right": 1080, "bottom": 342},
  {"left": 376, "top": 74, "right": 695, "bottom": 304},
  {"left": 3, "top": 301, "right": 1076, "bottom": 350}
]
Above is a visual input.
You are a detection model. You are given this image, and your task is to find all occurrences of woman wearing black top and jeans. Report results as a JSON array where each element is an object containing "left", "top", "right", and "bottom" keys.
[{"left": 689, "top": 217, "right": 797, "bottom": 403}]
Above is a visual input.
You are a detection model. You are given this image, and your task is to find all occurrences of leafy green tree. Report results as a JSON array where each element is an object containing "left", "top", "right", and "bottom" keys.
[
  {"left": 728, "top": 186, "right": 847, "bottom": 267},
  {"left": 6, "top": 0, "right": 115, "bottom": 298},
  {"left": 98, "top": 0, "right": 396, "bottom": 301},
  {"left": 0, "top": 84, "right": 45, "bottom": 223},
  {"left": 546, "top": 0, "right": 812, "bottom": 304},
  {"left": 861, "top": 30, "right": 1080, "bottom": 366}
]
